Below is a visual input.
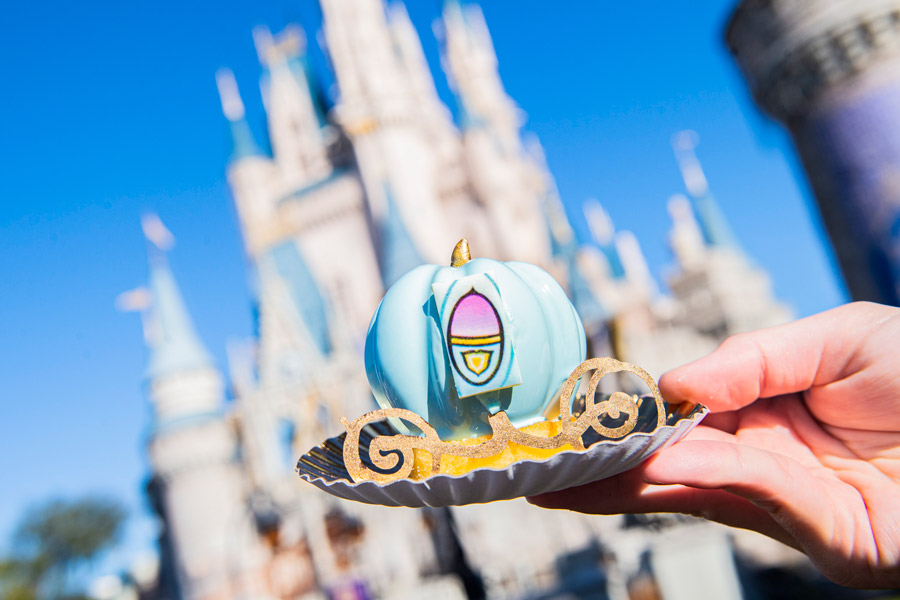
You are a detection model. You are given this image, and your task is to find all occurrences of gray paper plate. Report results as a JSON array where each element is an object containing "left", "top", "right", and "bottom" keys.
[{"left": 297, "top": 398, "right": 707, "bottom": 508}]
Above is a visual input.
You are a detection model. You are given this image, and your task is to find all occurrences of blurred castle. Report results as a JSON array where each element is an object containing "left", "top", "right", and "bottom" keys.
[
  {"left": 124, "top": 1, "right": 794, "bottom": 599},
  {"left": 727, "top": 0, "right": 900, "bottom": 305}
]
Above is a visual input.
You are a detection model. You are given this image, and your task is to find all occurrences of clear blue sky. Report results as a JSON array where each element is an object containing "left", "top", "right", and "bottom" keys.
[{"left": 0, "top": 0, "right": 846, "bottom": 579}]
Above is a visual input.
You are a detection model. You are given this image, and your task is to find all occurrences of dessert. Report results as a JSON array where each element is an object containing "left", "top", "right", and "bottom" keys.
[
  {"left": 297, "top": 239, "right": 707, "bottom": 506},
  {"left": 364, "top": 238, "right": 586, "bottom": 442}
]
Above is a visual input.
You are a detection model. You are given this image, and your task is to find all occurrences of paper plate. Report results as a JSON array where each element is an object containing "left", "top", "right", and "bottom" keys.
[{"left": 297, "top": 397, "right": 707, "bottom": 508}]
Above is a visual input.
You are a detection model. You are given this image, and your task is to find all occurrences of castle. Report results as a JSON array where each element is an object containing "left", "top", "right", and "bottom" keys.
[{"left": 126, "top": 1, "right": 794, "bottom": 598}]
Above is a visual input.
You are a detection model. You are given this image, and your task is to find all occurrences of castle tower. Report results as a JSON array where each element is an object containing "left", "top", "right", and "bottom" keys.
[
  {"left": 386, "top": 3, "right": 459, "bottom": 157},
  {"left": 666, "top": 133, "right": 792, "bottom": 336},
  {"left": 254, "top": 26, "right": 331, "bottom": 188},
  {"left": 138, "top": 231, "right": 270, "bottom": 600},
  {"left": 216, "top": 69, "right": 279, "bottom": 257},
  {"left": 583, "top": 199, "right": 626, "bottom": 282},
  {"left": 440, "top": 0, "right": 519, "bottom": 153},
  {"left": 670, "top": 131, "right": 738, "bottom": 250},
  {"left": 439, "top": 0, "right": 553, "bottom": 266},
  {"left": 666, "top": 194, "right": 707, "bottom": 272},
  {"left": 388, "top": 2, "right": 498, "bottom": 257},
  {"left": 726, "top": 0, "right": 900, "bottom": 304},
  {"left": 318, "top": 0, "right": 454, "bottom": 265},
  {"left": 218, "top": 29, "right": 387, "bottom": 364}
]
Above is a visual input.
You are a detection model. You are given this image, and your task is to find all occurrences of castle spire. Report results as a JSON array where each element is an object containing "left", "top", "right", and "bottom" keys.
[
  {"left": 387, "top": 2, "right": 456, "bottom": 135},
  {"left": 538, "top": 193, "right": 609, "bottom": 329},
  {"left": 616, "top": 230, "right": 659, "bottom": 299},
  {"left": 141, "top": 215, "right": 214, "bottom": 381},
  {"left": 267, "top": 240, "right": 333, "bottom": 357},
  {"left": 584, "top": 199, "right": 626, "bottom": 279},
  {"left": 378, "top": 182, "right": 424, "bottom": 288},
  {"left": 667, "top": 194, "right": 707, "bottom": 269},
  {"left": 671, "top": 131, "right": 738, "bottom": 248},
  {"left": 566, "top": 252, "right": 608, "bottom": 332},
  {"left": 441, "top": 0, "right": 466, "bottom": 33},
  {"left": 440, "top": 0, "right": 519, "bottom": 149},
  {"left": 542, "top": 190, "right": 576, "bottom": 260},
  {"left": 317, "top": 0, "right": 409, "bottom": 114},
  {"left": 254, "top": 25, "right": 330, "bottom": 181},
  {"left": 216, "top": 68, "right": 264, "bottom": 162}
]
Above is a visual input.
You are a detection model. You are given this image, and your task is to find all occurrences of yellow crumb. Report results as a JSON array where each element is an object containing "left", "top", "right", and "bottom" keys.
[{"left": 409, "top": 420, "right": 575, "bottom": 480}]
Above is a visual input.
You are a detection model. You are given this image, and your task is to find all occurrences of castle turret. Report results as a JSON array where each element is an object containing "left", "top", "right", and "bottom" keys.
[
  {"left": 317, "top": 0, "right": 409, "bottom": 118},
  {"left": 377, "top": 182, "right": 424, "bottom": 288},
  {"left": 254, "top": 26, "right": 331, "bottom": 187},
  {"left": 318, "top": 0, "right": 453, "bottom": 265},
  {"left": 566, "top": 253, "right": 610, "bottom": 354},
  {"left": 584, "top": 199, "right": 626, "bottom": 280},
  {"left": 536, "top": 191, "right": 612, "bottom": 357},
  {"left": 216, "top": 69, "right": 279, "bottom": 256},
  {"left": 615, "top": 230, "right": 658, "bottom": 301},
  {"left": 144, "top": 259, "right": 216, "bottom": 416},
  {"left": 440, "top": 0, "right": 519, "bottom": 153},
  {"left": 671, "top": 131, "right": 738, "bottom": 249},
  {"left": 387, "top": 3, "right": 458, "bottom": 148},
  {"left": 138, "top": 224, "right": 270, "bottom": 600},
  {"left": 440, "top": 1, "right": 553, "bottom": 266},
  {"left": 664, "top": 139, "right": 793, "bottom": 336},
  {"left": 666, "top": 194, "right": 707, "bottom": 271},
  {"left": 726, "top": 0, "right": 900, "bottom": 304}
]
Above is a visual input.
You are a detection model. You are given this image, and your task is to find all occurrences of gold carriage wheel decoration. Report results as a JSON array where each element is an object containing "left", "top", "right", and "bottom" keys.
[{"left": 340, "top": 357, "right": 665, "bottom": 484}]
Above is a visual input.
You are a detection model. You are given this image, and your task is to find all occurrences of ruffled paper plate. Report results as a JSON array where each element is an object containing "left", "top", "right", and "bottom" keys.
[{"left": 296, "top": 397, "right": 707, "bottom": 508}]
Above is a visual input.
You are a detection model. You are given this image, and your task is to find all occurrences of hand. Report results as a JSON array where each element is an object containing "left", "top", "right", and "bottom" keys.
[{"left": 528, "top": 302, "right": 900, "bottom": 588}]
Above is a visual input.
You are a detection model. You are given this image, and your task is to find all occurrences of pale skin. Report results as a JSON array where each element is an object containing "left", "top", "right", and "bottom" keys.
[{"left": 528, "top": 301, "right": 900, "bottom": 589}]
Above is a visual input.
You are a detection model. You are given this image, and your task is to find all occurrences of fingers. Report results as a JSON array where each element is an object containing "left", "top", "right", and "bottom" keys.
[
  {"left": 532, "top": 435, "right": 846, "bottom": 560},
  {"left": 659, "top": 302, "right": 897, "bottom": 412},
  {"left": 643, "top": 439, "right": 854, "bottom": 559},
  {"left": 527, "top": 462, "right": 793, "bottom": 546}
]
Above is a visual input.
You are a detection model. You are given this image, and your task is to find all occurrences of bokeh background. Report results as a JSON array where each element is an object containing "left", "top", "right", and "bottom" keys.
[{"left": 3, "top": 0, "right": 878, "bottom": 598}]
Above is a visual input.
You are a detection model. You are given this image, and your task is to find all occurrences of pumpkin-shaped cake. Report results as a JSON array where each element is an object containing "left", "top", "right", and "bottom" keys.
[{"left": 364, "top": 239, "right": 586, "bottom": 441}]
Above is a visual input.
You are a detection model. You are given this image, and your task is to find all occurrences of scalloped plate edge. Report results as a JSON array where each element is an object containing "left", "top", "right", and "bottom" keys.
[{"left": 298, "top": 405, "right": 708, "bottom": 507}]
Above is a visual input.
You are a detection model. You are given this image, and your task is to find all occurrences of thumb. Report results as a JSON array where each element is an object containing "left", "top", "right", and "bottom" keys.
[{"left": 659, "top": 301, "right": 896, "bottom": 412}]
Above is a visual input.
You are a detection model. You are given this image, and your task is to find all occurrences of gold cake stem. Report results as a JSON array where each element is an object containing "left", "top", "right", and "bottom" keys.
[{"left": 451, "top": 238, "right": 472, "bottom": 267}]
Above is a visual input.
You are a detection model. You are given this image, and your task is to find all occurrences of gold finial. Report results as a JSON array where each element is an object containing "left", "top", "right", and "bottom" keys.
[{"left": 451, "top": 239, "right": 472, "bottom": 267}]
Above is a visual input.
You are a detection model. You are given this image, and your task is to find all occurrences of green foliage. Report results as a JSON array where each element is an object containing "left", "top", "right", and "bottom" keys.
[
  {"left": 14, "top": 497, "right": 126, "bottom": 568},
  {"left": 0, "top": 496, "right": 126, "bottom": 600},
  {"left": 0, "top": 558, "right": 41, "bottom": 600}
]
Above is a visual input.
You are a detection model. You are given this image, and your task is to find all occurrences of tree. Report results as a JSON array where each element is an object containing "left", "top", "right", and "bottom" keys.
[{"left": 0, "top": 496, "right": 126, "bottom": 600}]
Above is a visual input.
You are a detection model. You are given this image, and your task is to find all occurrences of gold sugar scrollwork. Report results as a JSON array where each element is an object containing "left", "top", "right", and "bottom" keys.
[{"left": 342, "top": 357, "right": 666, "bottom": 484}]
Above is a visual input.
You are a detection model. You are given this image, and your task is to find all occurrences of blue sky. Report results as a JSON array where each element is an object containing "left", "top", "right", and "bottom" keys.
[{"left": 0, "top": 0, "right": 846, "bottom": 579}]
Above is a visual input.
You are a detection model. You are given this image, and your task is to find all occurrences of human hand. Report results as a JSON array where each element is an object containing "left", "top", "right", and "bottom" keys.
[{"left": 528, "top": 302, "right": 900, "bottom": 588}]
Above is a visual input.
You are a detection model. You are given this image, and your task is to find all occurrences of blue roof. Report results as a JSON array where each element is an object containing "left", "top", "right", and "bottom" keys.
[
  {"left": 542, "top": 193, "right": 577, "bottom": 260},
  {"left": 539, "top": 194, "right": 611, "bottom": 324},
  {"left": 268, "top": 240, "right": 332, "bottom": 356},
  {"left": 287, "top": 56, "right": 328, "bottom": 129},
  {"left": 547, "top": 222, "right": 575, "bottom": 260},
  {"left": 691, "top": 192, "right": 739, "bottom": 248},
  {"left": 145, "top": 261, "right": 214, "bottom": 380},
  {"left": 545, "top": 195, "right": 625, "bottom": 280},
  {"left": 229, "top": 117, "right": 264, "bottom": 162},
  {"left": 378, "top": 183, "right": 424, "bottom": 288},
  {"left": 149, "top": 409, "right": 225, "bottom": 438},
  {"left": 277, "top": 167, "right": 350, "bottom": 206},
  {"left": 567, "top": 253, "right": 609, "bottom": 329},
  {"left": 599, "top": 243, "right": 626, "bottom": 279}
]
